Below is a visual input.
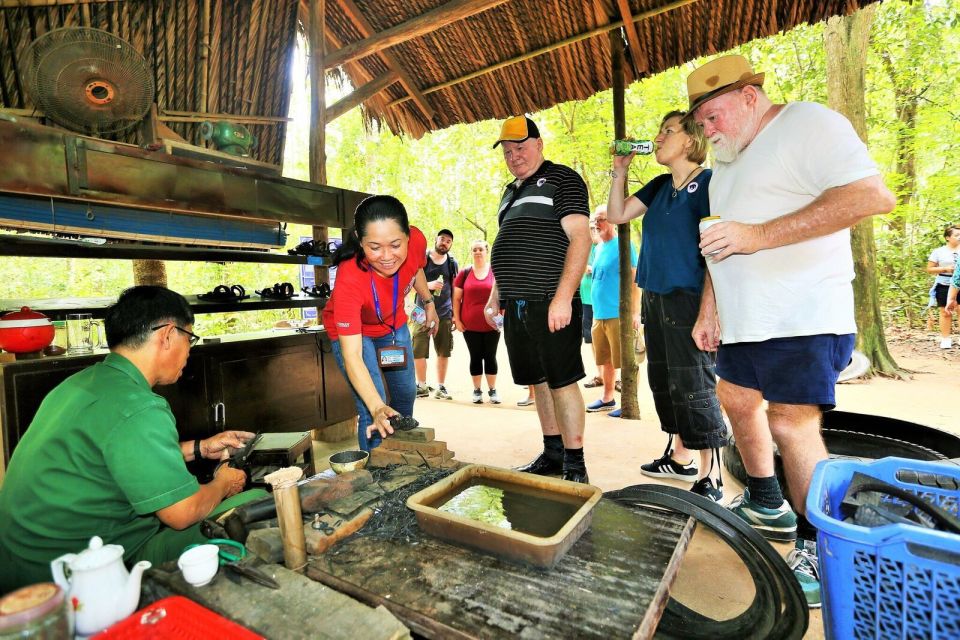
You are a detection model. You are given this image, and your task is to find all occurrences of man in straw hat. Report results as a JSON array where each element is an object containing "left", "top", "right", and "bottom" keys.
[
  {"left": 687, "top": 54, "right": 895, "bottom": 607},
  {"left": 486, "top": 115, "right": 593, "bottom": 483}
]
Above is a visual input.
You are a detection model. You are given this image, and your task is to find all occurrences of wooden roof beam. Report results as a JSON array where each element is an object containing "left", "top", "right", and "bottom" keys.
[
  {"left": 0, "top": 107, "right": 290, "bottom": 125},
  {"left": 615, "top": 0, "right": 649, "bottom": 74},
  {"left": 334, "top": 0, "right": 436, "bottom": 123},
  {"left": 388, "top": 0, "right": 698, "bottom": 109},
  {"left": 325, "top": 70, "right": 400, "bottom": 123},
  {"left": 0, "top": 0, "right": 120, "bottom": 5},
  {"left": 324, "top": 0, "right": 509, "bottom": 70}
]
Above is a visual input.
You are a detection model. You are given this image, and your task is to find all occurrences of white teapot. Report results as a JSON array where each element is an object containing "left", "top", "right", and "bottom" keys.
[{"left": 50, "top": 536, "right": 151, "bottom": 637}]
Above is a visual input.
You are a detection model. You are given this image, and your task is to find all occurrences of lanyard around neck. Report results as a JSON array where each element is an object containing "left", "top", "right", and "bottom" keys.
[{"left": 371, "top": 271, "right": 399, "bottom": 333}]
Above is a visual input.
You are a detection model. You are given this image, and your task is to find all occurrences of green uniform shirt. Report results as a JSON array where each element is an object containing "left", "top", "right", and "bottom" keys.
[{"left": 0, "top": 353, "right": 198, "bottom": 591}]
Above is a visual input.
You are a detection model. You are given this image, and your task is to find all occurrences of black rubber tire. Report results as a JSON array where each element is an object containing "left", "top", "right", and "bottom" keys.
[{"left": 605, "top": 485, "right": 808, "bottom": 640}]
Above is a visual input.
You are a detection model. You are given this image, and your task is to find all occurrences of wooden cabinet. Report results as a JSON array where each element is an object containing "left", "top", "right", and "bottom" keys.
[
  {"left": 0, "top": 332, "right": 355, "bottom": 477},
  {"left": 203, "top": 337, "right": 322, "bottom": 433}
]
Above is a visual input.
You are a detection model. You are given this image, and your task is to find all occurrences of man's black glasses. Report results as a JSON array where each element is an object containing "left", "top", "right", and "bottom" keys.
[{"left": 151, "top": 324, "right": 202, "bottom": 347}]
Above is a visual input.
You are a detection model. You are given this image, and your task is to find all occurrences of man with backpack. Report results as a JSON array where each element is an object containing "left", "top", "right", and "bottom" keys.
[{"left": 413, "top": 229, "right": 459, "bottom": 399}]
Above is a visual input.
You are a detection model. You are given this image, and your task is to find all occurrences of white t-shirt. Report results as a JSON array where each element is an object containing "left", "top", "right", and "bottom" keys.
[
  {"left": 707, "top": 102, "right": 880, "bottom": 343},
  {"left": 928, "top": 245, "right": 959, "bottom": 286}
]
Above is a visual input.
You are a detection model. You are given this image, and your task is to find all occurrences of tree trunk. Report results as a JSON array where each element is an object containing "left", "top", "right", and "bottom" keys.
[
  {"left": 824, "top": 5, "right": 901, "bottom": 377},
  {"left": 132, "top": 259, "right": 167, "bottom": 287},
  {"left": 611, "top": 30, "right": 639, "bottom": 419}
]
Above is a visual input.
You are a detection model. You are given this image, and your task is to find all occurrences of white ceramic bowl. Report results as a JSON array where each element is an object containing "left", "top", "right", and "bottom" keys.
[{"left": 177, "top": 544, "right": 219, "bottom": 587}]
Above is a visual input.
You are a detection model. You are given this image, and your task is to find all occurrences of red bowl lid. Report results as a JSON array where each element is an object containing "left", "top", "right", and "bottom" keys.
[{"left": 0, "top": 307, "right": 52, "bottom": 328}]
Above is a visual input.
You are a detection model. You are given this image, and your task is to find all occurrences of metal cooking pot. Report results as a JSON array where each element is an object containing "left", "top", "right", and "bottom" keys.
[{"left": 0, "top": 306, "right": 55, "bottom": 354}]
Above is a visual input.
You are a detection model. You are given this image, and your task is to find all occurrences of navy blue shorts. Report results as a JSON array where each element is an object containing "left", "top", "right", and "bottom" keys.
[{"left": 716, "top": 334, "right": 855, "bottom": 410}]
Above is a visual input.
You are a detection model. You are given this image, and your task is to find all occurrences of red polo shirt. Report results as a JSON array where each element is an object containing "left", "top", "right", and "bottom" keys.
[{"left": 323, "top": 226, "right": 427, "bottom": 340}]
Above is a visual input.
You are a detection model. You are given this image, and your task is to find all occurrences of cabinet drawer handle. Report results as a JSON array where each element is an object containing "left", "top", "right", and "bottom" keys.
[{"left": 213, "top": 401, "right": 226, "bottom": 426}]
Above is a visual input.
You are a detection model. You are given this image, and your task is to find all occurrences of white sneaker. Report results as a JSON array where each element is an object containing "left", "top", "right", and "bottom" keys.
[
  {"left": 940, "top": 338, "right": 953, "bottom": 349},
  {"left": 472, "top": 389, "right": 483, "bottom": 404},
  {"left": 488, "top": 389, "right": 501, "bottom": 404}
]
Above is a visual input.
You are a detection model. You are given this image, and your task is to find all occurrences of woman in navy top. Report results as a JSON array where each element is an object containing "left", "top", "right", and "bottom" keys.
[{"left": 606, "top": 110, "right": 727, "bottom": 502}]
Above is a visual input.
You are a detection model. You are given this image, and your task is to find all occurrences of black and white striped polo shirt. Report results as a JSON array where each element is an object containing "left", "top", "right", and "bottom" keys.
[{"left": 491, "top": 160, "right": 589, "bottom": 301}]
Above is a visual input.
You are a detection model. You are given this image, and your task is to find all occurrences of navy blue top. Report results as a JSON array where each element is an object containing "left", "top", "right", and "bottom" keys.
[{"left": 634, "top": 169, "right": 712, "bottom": 294}]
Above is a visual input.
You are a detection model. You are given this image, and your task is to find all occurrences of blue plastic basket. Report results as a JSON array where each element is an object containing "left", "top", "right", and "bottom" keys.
[{"left": 807, "top": 457, "right": 960, "bottom": 640}]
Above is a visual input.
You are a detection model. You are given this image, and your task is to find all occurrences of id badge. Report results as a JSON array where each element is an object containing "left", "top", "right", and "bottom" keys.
[{"left": 377, "top": 345, "right": 408, "bottom": 369}]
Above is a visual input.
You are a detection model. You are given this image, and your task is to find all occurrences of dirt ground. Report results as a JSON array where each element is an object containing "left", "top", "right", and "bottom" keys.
[{"left": 315, "top": 327, "right": 958, "bottom": 639}]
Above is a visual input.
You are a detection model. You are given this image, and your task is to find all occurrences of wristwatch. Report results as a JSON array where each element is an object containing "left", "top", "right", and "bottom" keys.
[{"left": 421, "top": 297, "right": 434, "bottom": 305}]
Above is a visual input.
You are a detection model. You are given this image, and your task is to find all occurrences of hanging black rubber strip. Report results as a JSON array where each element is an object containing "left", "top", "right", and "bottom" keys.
[{"left": 604, "top": 484, "right": 808, "bottom": 640}]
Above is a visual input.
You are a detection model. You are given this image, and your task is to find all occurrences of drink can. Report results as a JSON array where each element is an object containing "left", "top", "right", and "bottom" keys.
[
  {"left": 410, "top": 305, "right": 426, "bottom": 325},
  {"left": 610, "top": 139, "right": 654, "bottom": 156},
  {"left": 698, "top": 216, "right": 723, "bottom": 256}
]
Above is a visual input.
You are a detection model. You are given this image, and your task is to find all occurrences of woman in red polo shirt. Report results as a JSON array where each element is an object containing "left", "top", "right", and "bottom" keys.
[{"left": 323, "top": 195, "right": 438, "bottom": 450}]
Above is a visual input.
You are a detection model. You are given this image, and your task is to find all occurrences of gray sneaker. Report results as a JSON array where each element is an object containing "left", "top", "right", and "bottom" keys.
[
  {"left": 488, "top": 389, "right": 501, "bottom": 404},
  {"left": 416, "top": 383, "right": 430, "bottom": 398},
  {"left": 472, "top": 389, "right": 483, "bottom": 404},
  {"left": 434, "top": 385, "right": 452, "bottom": 400},
  {"left": 787, "top": 539, "right": 821, "bottom": 609}
]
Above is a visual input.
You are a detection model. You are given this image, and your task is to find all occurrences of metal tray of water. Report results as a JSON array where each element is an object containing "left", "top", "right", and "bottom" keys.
[{"left": 406, "top": 464, "right": 602, "bottom": 568}]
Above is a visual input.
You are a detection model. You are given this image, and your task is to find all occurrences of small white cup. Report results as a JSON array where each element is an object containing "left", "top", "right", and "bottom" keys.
[{"left": 177, "top": 544, "right": 219, "bottom": 587}]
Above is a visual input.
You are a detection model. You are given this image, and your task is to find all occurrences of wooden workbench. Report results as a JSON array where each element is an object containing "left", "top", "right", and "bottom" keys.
[{"left": 308, "top": 497, "right": 694, "bottom": 639}]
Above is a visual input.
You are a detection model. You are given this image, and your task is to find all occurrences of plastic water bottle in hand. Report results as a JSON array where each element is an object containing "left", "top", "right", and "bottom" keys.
[{"left": 610, "top": 139, "right": 654, "bottom": 156}]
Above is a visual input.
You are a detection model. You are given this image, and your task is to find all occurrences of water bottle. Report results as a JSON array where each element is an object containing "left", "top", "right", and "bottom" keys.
[
  {"left": 433, "top": 275, "right": 444, "bottom": 297},
  {"left": 610, "top": 139, "right": 654, "bottom": 156}
]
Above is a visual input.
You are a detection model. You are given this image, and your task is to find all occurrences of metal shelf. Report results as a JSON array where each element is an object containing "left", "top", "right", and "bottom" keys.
[
  {"left": 0, "top": 295, "right": 328, "bottom": 320},
  {"left": 0, "top": 235, "right": 332, "bottom": 265}
]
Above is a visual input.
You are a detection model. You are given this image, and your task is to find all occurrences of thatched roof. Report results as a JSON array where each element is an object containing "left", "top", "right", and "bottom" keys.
[
  {"left": 319, "top": 0, "right": 882, "bottom": 139},
  {"left": 0, "top": 0, "right": 881, "bottom": 164}
]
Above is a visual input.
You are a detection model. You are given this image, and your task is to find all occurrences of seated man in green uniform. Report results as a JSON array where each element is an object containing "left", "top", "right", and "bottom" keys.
[{"left": 0, "top": 286, "right": 258, "bottom": 593}]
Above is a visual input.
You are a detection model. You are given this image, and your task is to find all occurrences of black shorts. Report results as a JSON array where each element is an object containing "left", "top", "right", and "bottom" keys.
[
  {"left": 503, "top": 299, "right": 585, "bottom": 389},
  {"left": 642, "top": 289, "right": 727, "bottom": 450},
  {"left": 935, "top": 283, "right": 953, "bottom": 308}
]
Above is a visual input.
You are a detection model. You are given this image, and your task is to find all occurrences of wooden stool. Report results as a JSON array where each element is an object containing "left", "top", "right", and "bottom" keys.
[{"left": 247, "top": 432, "right": 315, "bottom": 487}]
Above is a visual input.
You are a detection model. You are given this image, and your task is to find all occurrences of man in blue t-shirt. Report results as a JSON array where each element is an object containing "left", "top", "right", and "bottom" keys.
[{"left": 586, "top": 206, "right": 637, "bottom": 417}]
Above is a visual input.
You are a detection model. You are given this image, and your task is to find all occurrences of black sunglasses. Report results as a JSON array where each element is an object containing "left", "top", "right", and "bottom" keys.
[{"left": 151, "top": 324, "right": 202, "bottom": 347}]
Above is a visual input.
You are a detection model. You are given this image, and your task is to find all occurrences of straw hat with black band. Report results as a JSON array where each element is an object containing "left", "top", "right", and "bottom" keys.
[{"left": 686, "top": 55, "right": 765, "bottom": 116}]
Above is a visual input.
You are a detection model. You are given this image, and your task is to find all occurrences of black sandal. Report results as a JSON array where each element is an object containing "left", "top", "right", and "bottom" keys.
[
  {"left": 256, "top": 282, "right": 295, "bottom": 300},
  {"left": 198, "top": 284, "right": 248, "bottom": 302},
  {"left": 287, "top": 239, "right": 339, "bottom": 257},
  {"left": 301, "top": 284, "right": 331, "bottom": 298}
]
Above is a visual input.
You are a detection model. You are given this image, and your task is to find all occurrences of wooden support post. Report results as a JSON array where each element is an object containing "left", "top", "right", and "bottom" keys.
[
  {"left": 611, "top": 31, "right": 639, "bottom": 420},
  {"left": 265, "top": 467, "right": 308, "bottom": 573},
  {"left": 308, "top": 0, "right": 330, "bottom": 295}
]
